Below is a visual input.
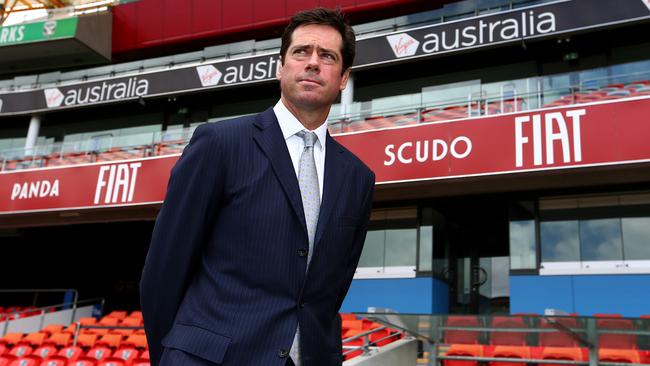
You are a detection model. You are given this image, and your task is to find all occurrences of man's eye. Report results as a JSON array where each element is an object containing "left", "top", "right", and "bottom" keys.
[{"left": 294, "top": 49, "right": 306, "bottom": 54}]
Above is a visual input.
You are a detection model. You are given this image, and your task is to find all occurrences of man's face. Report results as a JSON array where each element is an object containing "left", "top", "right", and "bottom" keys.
[{"left": 277, "top": 24, "right": 350, "bottom": 113}]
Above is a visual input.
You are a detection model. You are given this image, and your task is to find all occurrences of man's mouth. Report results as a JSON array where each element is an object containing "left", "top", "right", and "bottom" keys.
[{"left": 299, "top": 78, "right": 322, "bottom": 86}]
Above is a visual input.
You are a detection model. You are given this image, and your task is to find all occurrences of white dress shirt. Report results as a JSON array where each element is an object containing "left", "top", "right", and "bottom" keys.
[{"left": 273, "top": 99, "right": 327, "bottom": 200}]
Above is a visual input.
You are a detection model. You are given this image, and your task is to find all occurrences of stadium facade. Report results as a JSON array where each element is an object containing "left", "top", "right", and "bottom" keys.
[{"left": 1, "top": 0, "right": 650, "bottom": 318}]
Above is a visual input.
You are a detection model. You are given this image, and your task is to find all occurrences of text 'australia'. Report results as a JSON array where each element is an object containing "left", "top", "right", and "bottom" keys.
[
  {"left": 418, "top": 10, "right": 556, "bottom": 55},
  {"left": 44, "top": 77, "right": 149, "bottom": 108}
]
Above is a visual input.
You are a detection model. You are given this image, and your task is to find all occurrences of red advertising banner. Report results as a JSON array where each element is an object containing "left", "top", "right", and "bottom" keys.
[
  {"left": 1, "top": 97, "right": 649, "bottom": 214},
  {"left": 337, "top": 96, "right": 650, "bottom": 184},
  {"left": 0, "top": 156, "right": 177, "bottom": 214}
]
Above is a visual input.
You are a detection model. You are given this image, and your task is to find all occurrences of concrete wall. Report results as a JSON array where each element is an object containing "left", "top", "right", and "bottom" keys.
[{"left": 1, "top": 305, "right": 94, "bottom": 335}]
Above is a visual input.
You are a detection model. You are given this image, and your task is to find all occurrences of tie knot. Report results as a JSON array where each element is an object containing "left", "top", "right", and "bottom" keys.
[{"left": 297, "top": 130, "right": 317, "bottom": 148}]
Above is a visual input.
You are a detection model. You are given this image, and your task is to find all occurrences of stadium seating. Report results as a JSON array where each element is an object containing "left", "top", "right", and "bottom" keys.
[
  {"left": 596, "top": 315, "right": 637, "bottom": 349},
  {"left": 43, "top": 333, "right": 71, "bottom": 348},
  {"left": 489, "top": 345, "right": 531, "bottom": 366},
  {"left": 540, "top": 347, "right": 586, "bottom": 366},
  {"left": 0, "top": 311, "right": 406, "bottom": 364},
  {"left": 489, "top": 317, "right": 528, "bottom": 346},
  {"left": 2, "top": 78, "right": 649, "bottom": 172},
  {"left": 538, "top": 316, "right": 580, "bottom": 347},
  {"left": 45, "top": 345, "right": 84, "bottom": 364},
  {"left": 444, "top": 316, "right": 482, "bottom": 345},
  {"left": 443, "top": 344, "right": 484, "bottom": 366},
  {"left": 131, "top": 350, "right": 149, "bottom": 366},
  {"left": 599, "top": 348, "right": 643, "bottom": 364}
]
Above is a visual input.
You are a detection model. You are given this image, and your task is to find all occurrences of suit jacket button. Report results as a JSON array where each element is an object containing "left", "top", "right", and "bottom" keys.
[
  {"left": 297, "top": 248, "right": 308, "bottom": 257},
  {"left": 299, "top": 300, "right": 305, "bottom": 308},
  {"left": 278, "top": 348, "right": 289, "bottom": 358}
]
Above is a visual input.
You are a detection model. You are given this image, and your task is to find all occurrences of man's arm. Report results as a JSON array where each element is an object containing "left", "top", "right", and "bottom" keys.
[
  {"left": 334, "top": 171, "right": 375, "bottom": 312},
  {"left": 140, "top": 124, "right": 224, "bottom": 366}
]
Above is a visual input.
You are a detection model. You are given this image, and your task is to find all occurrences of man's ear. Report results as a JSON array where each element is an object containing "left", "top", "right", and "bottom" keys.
[
  {"left": 276, "top": 57, "right": 284, "bottom": 81},
  {"left": 339, "top": 68, "right": 351, "bottom": 91}
]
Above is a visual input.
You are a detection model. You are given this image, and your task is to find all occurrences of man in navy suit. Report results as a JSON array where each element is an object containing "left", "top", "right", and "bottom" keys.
[{"left": 140, "top": 7, "right": 375, "bottom": 366}]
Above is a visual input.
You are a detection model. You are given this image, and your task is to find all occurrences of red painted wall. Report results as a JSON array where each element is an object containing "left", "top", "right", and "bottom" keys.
[{"left": 111, "top": 0, "right": 441, "bottom": 59}]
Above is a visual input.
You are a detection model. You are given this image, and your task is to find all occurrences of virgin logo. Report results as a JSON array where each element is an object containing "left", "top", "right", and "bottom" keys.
[
  {"left": 386, "top": 33, "right": 420, "bottom": 58},
  {"left": 196, "top": 65, "right": 223, "bottom": 87},
  {"left": 44, "top": 88, "right": 64, "bottom": 108}
]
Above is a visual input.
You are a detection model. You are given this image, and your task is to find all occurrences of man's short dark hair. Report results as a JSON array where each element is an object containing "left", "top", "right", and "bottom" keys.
[{"left": 280, "top": 7, "right": 356, "bottom": 73}]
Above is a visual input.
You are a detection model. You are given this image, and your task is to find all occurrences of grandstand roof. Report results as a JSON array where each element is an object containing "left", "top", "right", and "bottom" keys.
[{"left": 0, "top": 0, "right": 133, "bottom": 25}]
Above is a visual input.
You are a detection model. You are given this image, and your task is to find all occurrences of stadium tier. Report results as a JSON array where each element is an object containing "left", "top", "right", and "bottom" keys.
[
  {"left": 0, "top": 312, "right": 403, "bottom": 365},
  {"left": 3, "top": 76, "right": 650, "bottom": 172},
  {"left": 2, "top": 0, "right": 650, "bottom": 364}
]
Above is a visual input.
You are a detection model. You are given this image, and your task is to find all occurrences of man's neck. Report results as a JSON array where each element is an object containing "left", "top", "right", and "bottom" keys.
[{"left": 280, "top": 97, "right": 330, "bottom": 131}]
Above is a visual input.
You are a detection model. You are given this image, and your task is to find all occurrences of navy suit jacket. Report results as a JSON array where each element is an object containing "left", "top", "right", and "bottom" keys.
[{"left": 140, "top": 107, "right": 375, "bottom": 366}]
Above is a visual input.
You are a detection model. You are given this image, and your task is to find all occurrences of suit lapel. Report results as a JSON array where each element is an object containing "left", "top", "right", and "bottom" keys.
[
  {"left": 314, "top": 133, "right": 350, "bottom": 247},
  {"left": 252, "top": 108, "right": 307, "bottom": 235}
]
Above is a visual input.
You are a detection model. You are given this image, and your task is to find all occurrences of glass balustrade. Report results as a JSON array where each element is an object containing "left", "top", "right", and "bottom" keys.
[
  {"left": 2, "top": 64, "right": 650, "bottom": 172},
  {"left": 355, "top": 312, "right": 650, "bottom": 366}
]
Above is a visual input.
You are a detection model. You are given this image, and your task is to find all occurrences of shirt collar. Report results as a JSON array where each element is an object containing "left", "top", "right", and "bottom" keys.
[{"left": 273, "top": 99, "right": 327, "bottom": 150}]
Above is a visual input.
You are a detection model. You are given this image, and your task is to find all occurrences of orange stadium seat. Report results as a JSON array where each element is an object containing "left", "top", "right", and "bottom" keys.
[
  {"left": 368, "top": 328, "right": 398, "bottom": 347},
  {"left": 489, "top": 345, "right": 531, "bottom": 366},
  {"left": 118, "top": 317, "right": 142, "bottom": 329},
  {"left": 40, "top": 325, "right": 64, "bottom": 337},
  {"left": 81, "top": 346, "right": 112, "bottom": 363},
  {"left": 540, "top": 346, "right": 585, "bottom": 366},
  {"left": 95, "top": 335, "right": 122, "bottom": 350},
  {"left": 340, "top": 313, "right": 357, "bottom": 321},
  {"left": 76, "top": 334, "right": 98, "bottom": 350},
  {"left": 120, "top": 335, "right": 147, "bottom": 350},
  {"left": 98, "top": 318, "right": 120, "bottom": 327},
  {"left": 597, "top": 317, "right": 637, "bottom": 349},
  {"left": 67, "top": 359, "right": 97, "bottom": 366},
  {"left": 39, "top": 359, "right": 67, "bottom": 366},
  {"left": 539, "top": 317, "right": 580, "bottom": 347},
  {"left": 131, "top": 350, "right": 149, "bottom": 366},
  {"left": 109, "top": 317, "right": 144, "bottom": 337},
  {"left": 19, "top": 333, "right": 48, "bottom": 348},
  {"left": 362, "top": 321, "right": 382, "bottom": 331},
  {"left": 108, "top": 329, "right": 133, "bottom": 339},
  {"left": 8, "top": 356, "right": 40, "bottom": 366},
  {"left": 47, "top": 345, "right": 84, "bottom": 363},
  {"left": 0, "top": 334, "right": 25, "bottom": 347},
  {"left": 8, "top": 345, "right": 32, "bottom": 358},
  {"left": 126, "top": 312, "right": 141, "bottom": 321},
  {"left": 43, "top": 333, "right": 71, "bottom": 348},
  {"left": 599, "top": 348, "right": 643, "bottom": 364},
  {"left": 444, "top": 316, "right": 482, "bottom": 344},
  {"left": 103, "top": 348, "right": 139, "bottom": 366},
  {"left": 443, "top": 344, "right": 484, "bottom": 366},
  {"left": 342, "top": 329, "right": 366, "bottom": 347},
  {"left": 489, "top": 317, "right": 527, "bottom": 346},
  {"left": 0, "top": 345, "right": 31, "bottom": 366},
  {"left": 31, "top": 345, "right": 57, "bottom": 359},
  {"left": 342, "top": 319, "right": 363, "bottom": 330},
  {"left": 105, "top": 312, "right": 127, "bottom": 321},
  {"left": 87, "top": 317, "right": 120, "bottom": 336}
]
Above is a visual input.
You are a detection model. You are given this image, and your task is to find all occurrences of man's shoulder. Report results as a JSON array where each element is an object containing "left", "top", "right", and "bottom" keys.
[
  {"left": 195, "top": 112, "right": 260, "bottom": 135},
  {"left": 332, "top": 137, "right": 375, "bottom": 182}
]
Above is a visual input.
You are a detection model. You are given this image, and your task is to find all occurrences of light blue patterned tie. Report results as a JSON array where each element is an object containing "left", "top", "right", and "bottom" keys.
[{"left": 290, "top": 130, "right": 320, "bottom": 365}]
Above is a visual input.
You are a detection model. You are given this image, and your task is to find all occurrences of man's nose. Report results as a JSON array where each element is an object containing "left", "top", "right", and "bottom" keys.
[{"left": 305, "top": 50, "right": 320, "bottom": 70}]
